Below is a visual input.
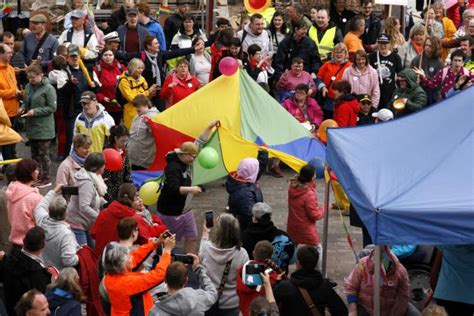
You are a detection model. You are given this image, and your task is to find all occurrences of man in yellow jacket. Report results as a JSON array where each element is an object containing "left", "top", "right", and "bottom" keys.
[
  {"left": 0, "top": 43, "right": 21, "bottom": 161},
  {"left": 309, "top": 8, "right": 343, "bottom": 62}
]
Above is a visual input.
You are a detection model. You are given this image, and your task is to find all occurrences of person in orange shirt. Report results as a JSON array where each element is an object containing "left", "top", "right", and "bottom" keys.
[
  {"left": 103, "top": 234, "right": 175, "bottom": 316},
  {"left": 343, "top": 15, "right": 366, "bottom": 60},
  {"left": 0, "top": 43, "right": 21, "bottom": 161}
]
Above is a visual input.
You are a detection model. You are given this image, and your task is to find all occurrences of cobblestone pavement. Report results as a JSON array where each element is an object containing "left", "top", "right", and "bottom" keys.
[{"left": 4, "top": 141, "right": 363, "bottom": 298}]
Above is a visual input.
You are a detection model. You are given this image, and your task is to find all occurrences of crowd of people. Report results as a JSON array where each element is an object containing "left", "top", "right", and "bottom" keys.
[{"left": 0, "top": 0, "right": 474, "bottom": 315}]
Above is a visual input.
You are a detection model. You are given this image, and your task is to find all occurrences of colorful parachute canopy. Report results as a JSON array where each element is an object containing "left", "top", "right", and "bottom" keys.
[
  {"left": 132, "top": 70, "right": 325, "bottom": 186},
  {"left": 0, "top": 99, "right": 22, "bottom": 147}
]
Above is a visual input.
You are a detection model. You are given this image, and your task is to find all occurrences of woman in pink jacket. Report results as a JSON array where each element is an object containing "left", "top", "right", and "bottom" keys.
[
  {"left": 287, "top": 164, "right": 324, "bottom": 269},
  {"left": 344, "top": 246, "right": 418, "bottom": 316},
  {"left": 6, "top": 159, "right": 43, "bottom": 250},
  {"left": 342, "top": 49, "right": 380, "bottom": 108},
  {"left": 282, "top": 83, "right": 324, "bottom": 130}
]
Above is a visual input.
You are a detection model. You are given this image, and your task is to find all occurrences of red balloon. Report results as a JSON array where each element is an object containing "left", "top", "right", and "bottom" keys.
[
  {"left": 219, "top": 57, "right": 238, "bottom": 76},
  {"left": 103, "top": 148, "right": 123, "bottom": 172},
  {"left": 249, "top": 0, "right": 266, "bottom": 9}
]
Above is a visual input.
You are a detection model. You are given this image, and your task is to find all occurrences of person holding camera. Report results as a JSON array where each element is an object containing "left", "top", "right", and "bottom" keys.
[
  {"left": 34, "top": 184, "right": 79, "bottom": 270},
  {"left": 149, "top": 253, "right": 218, "bottom": 315}
]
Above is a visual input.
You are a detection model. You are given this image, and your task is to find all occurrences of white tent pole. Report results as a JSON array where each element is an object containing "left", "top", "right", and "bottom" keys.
[
  {"left": 321, "top": 176, "right": 331, "bottom": 276},
  {"left": 374, "top": 245, "right": 381, "bottom": 316}
]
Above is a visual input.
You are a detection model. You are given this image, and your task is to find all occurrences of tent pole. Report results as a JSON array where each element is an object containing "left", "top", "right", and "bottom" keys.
[
  {"left": 374, "top": 245, "right": 381, "bottom": 316},
  {"left": 321, "top": 177, "right": 331, "bottom": 277}
]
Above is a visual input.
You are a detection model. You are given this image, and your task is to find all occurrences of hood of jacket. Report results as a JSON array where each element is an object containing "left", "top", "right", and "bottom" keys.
[
  {"left": 42, "top": 217, "right": 73, "bottom": 243},
  {"left": 204, "top": 241, "right": 245, "bottom": 265},
  {"left": 288, "top": 177, "right": 315, "bottom": 199},
  {"left": 243, "top": 23, "right": 263, "bottom": 38},
  {"left": 6, "top": 181, "right": 40, "bottom": 204},
  {"left": 155, "top": 287, "right": 204, "bottom": 314},
  {"left": 397, "top": 68, "right": 419, "bottom": 91},
  {"left": 77, "top": 103, "right": 107, "bottom": 127},
  {"left": 74, "top": 168, "right": 93, "bottom": 185},
  {"left": 104, "top": 200, "right": 135, "bottom": 219},
  {"left": 244, "top": 221, "right": 281, "bottom": 241},
  {"left": 225, "top": 174, "right": 253, "bottom": 195},
  {"left": 46, "top": 288, "right": 75, "bottom": 310}
]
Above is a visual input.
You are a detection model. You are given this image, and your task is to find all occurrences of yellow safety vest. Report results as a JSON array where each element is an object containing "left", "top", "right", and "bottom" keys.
[{"left": 308, "top": 25, "right": 337, "bottom": 57}]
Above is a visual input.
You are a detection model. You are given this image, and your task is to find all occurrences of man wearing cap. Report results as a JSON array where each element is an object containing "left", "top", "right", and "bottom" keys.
[
  {"left": 104, "top": 31, "right": 120, "bottom": 52},
  {"left": 117, "top": 7, "right": 150, "bottom": 54},
  {"left": 164, "top": 0, "right": 189, "bottom": 49},
  {"left": 372, "top": 108, "right": 394, "bottom": 123},
  {"left": 58, "top": 44, "right": 100, "bottom": 155},
  {"left": 357, "top": 94, "right": 376, "bottom": 125},
  {"left": 21, "top": 14, "right": 59, "bottom": 70},
  {"left": 241, "top": 202, "right": 295, "bottom": 271},
  {"left": 308, "top": 8, "right": 343, "bottom": 62},
  {"left": 73, "top": 91, "right": 115, "bottom": 153},
  {"left": 137, "top": 2, "right": 167, "bottom": 52},
  {"left": 58, "top": 9, "right": 99, "bottom": 62},
  {"left": 369, "top": 33, "right": 403, "bottom": 109},
  {"left": 157, "top": 121, "right": 219, "bottom": 254}
]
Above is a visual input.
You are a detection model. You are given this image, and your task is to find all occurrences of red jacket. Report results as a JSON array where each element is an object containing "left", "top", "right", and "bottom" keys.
[
  {"left": 77, "top": 246, "right": 104, "bottom": 316},
  {"left": 160, "top": 71, "right": 200, "bottom": 108},
  {"left": 133, "top": 212, "right": 167, "bottom": 244},
  {"left": 282, "top": 97, "right": 324, "bottom": 127},
  {"left": 287, "top": 178, "right": 324, "bottom": 245},
  {"left": 236, "top": 260, "right": 279, "bottom": 316},
  {"left": 333, "top": 94, "right": 360, "bottom": 127},
  {"left": 90, "top": 201, "right": 135, "bottom": 257},
  {"left": 94, "top": 59, "right": 126, "bottom": 113}
]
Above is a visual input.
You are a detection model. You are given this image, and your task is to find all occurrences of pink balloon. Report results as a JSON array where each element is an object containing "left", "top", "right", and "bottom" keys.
[{"left": 219, "top": 57, "right": 238, "bottom": 76}]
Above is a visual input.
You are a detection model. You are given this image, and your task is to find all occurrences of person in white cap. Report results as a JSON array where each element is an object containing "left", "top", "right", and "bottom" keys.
[
  {"left": 372, "top": 108, "right": 394, "bottom": 123},
  {"left": 103, "top": 31, "right": 120, "bottom": 51}
]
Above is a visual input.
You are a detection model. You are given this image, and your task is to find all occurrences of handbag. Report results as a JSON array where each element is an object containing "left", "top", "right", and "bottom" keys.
[
  {"left": 297, "top": 286, "right": 321, "bottom": 316},
  {"left": 205, "top": 259, "right": 232, "bottom": 316}
]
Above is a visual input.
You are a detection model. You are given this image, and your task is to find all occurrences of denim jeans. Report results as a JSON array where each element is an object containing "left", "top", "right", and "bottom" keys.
[{"left": 71, "top": 228, "right": 95, "bottom": 248}]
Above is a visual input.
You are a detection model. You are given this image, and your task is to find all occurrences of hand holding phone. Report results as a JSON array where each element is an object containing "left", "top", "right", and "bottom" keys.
[
  {"left": 61, "top": 186, "right": 78, "bottom": 195},
  {"left": 172, "top": 254, "right": 194, "bottom": 264},
  {"left": 205, "top": 210, "right": 214, "bottom": 228}
]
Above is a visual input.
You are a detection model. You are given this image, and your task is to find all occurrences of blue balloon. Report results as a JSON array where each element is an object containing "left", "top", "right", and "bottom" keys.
[{"left": 308, "top": 157, "right": 325, "bottom": 179}]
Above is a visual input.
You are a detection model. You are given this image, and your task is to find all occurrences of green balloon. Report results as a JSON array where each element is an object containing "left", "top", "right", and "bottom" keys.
[{"left": 198, "top": 147, "right": 219, "bottom": 169}]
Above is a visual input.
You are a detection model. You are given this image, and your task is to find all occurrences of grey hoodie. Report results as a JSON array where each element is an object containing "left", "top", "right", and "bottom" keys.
[
  {"left": 35, "top": 190, "right": 79, "bottom": 270},
  {"left": 237, "top": 23, "right": 273, "bottom": 57},
  {"left": 149, "top": 266, "right": 218, "bottom": 316},
  {"left": 65, "top": 168, "right": 100, "bottom": 231},
  {"left": 198, "top": 239, "right": 249, "bottom": 309},
  {"left": 127, "top": 107, "right": 160, "bottom": 169}
]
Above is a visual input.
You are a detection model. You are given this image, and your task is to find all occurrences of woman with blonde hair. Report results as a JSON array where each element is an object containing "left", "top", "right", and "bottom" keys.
[
  {"left": 432, "top": 2, "right": 457, "bottom": 62},
  {"left": 398, "top": 24, "right": 426, "bottom": 68},
  {"left": 118, "top": 58, "right": 158, "bottom": 129},
  {"left": 316, "top": 43, "right": 352, "bottom": 119},
  {"left": 383, "top": 17, "right": 406, "bottom": 51},
  {"left": 45, "top": 267, "right": 84, "bottom": 316}
]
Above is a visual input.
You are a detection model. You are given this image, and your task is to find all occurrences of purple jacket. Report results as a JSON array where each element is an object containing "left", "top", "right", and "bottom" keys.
[{"left": 282, "top": 97, "right": 324, "bottom": 127}]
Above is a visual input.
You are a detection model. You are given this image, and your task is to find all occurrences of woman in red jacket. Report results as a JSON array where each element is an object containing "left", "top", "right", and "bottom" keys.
[
  {"left": 160, "top": 58, "right": 200, "bottom": 108},
  {"left": 287, "top": 164, "right": 324, "bottom": 269},
  {"left": 131, "top": 193, "right": 167, "bottom": 243},
  {"left": 332, "top": 80, "right": 360, "bottom": 127},
  {"left": 94, "top": 49, "right": 126, "bottom": 124}
]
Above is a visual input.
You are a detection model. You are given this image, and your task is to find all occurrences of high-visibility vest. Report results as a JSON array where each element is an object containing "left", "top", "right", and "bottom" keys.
[{"left": 308, "top": 25, "right": 337, "bottom": 57}]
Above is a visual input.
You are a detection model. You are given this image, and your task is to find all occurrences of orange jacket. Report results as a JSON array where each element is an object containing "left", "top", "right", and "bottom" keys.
[
  {"left": 0, "top": 63, "right": 19, "bottom": 117},
  {"left": 317, "top": 61, "right": 352, "bottom": 99},
  {"left": 104, "top": 242, "right": 171, "bottom": 316}
]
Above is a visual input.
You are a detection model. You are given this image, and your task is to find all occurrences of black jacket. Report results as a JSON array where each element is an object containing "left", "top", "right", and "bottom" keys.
[
  {"left": 361, "top": 13, "right": 382, "bottom": 51},
  {"left": 274, "top": 35, "right": 321, "bottom": 80},
  {"left": 164, "top": 13, "right": 184, "bottom": 49},
  {"left": 274, "top": 269, "right": 348, "bottom": 316},
  {"left": 1, "top": 249, "right": 52, "bottom": 315},
  {"left": 107, "top": 6, "right": 127, "bottom": 33},
  {"left": 157, "top": 152, "right": 191, "bottom": 216},
  {"left": 329, "top": 9, "right": 356, "bottom": 35},
  {"left": 46, "top": 288, "right": 82, "bottom": 316},
  {"left": 225, "top": 176, "right": 263, "bottom": 230}
]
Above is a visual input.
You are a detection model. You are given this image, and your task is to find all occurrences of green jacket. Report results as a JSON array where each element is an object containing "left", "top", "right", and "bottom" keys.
[
  {"left": 22, "top": 77, "right": 57, "bottom": 140},
  {"left": 389, "top": 68, "right": 427, "bottom": 117}
]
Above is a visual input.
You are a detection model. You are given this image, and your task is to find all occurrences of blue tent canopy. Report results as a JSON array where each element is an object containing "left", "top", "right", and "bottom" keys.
[{"left": 326, "top": 88, "right": 474, "bottom": 245}]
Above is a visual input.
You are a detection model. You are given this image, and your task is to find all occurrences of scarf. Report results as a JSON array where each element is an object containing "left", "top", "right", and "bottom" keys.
[
  {"left": 412, "top": 42, "right": 423, "bottom": 55},
  {"left": 70, "top": 150, "right": 86, "bottom": 167},
  {"left": 87, "top": 171, "right": 107, "bottom": 210},
  {"left": 145, "top": 51, "right": 161, "bottom": 87}
]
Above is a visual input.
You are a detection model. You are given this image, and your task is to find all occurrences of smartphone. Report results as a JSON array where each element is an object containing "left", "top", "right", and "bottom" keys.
[
  {"left": 244, "top": 264, "right": 265, "bottom": 286},
  {"left": 172, "top": 254, "right": 194, "bottom": 264},
  {"left": 161, "top": 230, "right": 173, "bottom": 239},
  {"left": 62, "top": 186, "right": 78, "bottom": 195},
  {"left": 205, "top": 210, "right": 214, "bottom": 228}
]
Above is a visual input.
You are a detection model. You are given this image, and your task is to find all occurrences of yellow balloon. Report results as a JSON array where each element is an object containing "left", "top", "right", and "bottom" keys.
[{"left": 139, "top": 181, "right": 160, "bottom": 205}]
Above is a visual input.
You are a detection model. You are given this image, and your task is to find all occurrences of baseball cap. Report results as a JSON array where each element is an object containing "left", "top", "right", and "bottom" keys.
[
  {"left": 30, "top": 14, "right": 47, "bottom": 23},
  {"left": 174, "top": 142, "right": 198, "bottom": 156},
  {"left": 377, "top": 33, "right": 391, "bottom": 44},
  {"left": 80, "top": 91, "right": 97, "bottom": 104},
  {"left": 252, "top": 202, "right": 272, "bottom": 219},
  {"left": 358, "top": 94, "right": 372, "bottom": 104},
  {"left": 126, "top": 7, "right": 139, "bottom": 15},
  {"left": 71, "top": 9, "right": 85, "bottom": 19},
  {"left": 104, "top": 31, "right": 120, "bottom": 43},
  {"left": 372, "top": 109, "right": 394, "bottom": 121},
  {"left": 67, "top": 44, "right": 80, "bottom": 56}
]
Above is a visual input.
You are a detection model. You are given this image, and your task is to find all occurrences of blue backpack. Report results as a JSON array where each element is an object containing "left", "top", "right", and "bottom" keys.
[{"left": 271, "top": 234, "right": 296, "bottom": 271}]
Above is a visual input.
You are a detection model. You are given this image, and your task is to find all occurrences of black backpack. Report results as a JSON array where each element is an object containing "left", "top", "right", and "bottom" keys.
[{"left": 115, "top": 76, "right": 145, "bottom": 107}]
